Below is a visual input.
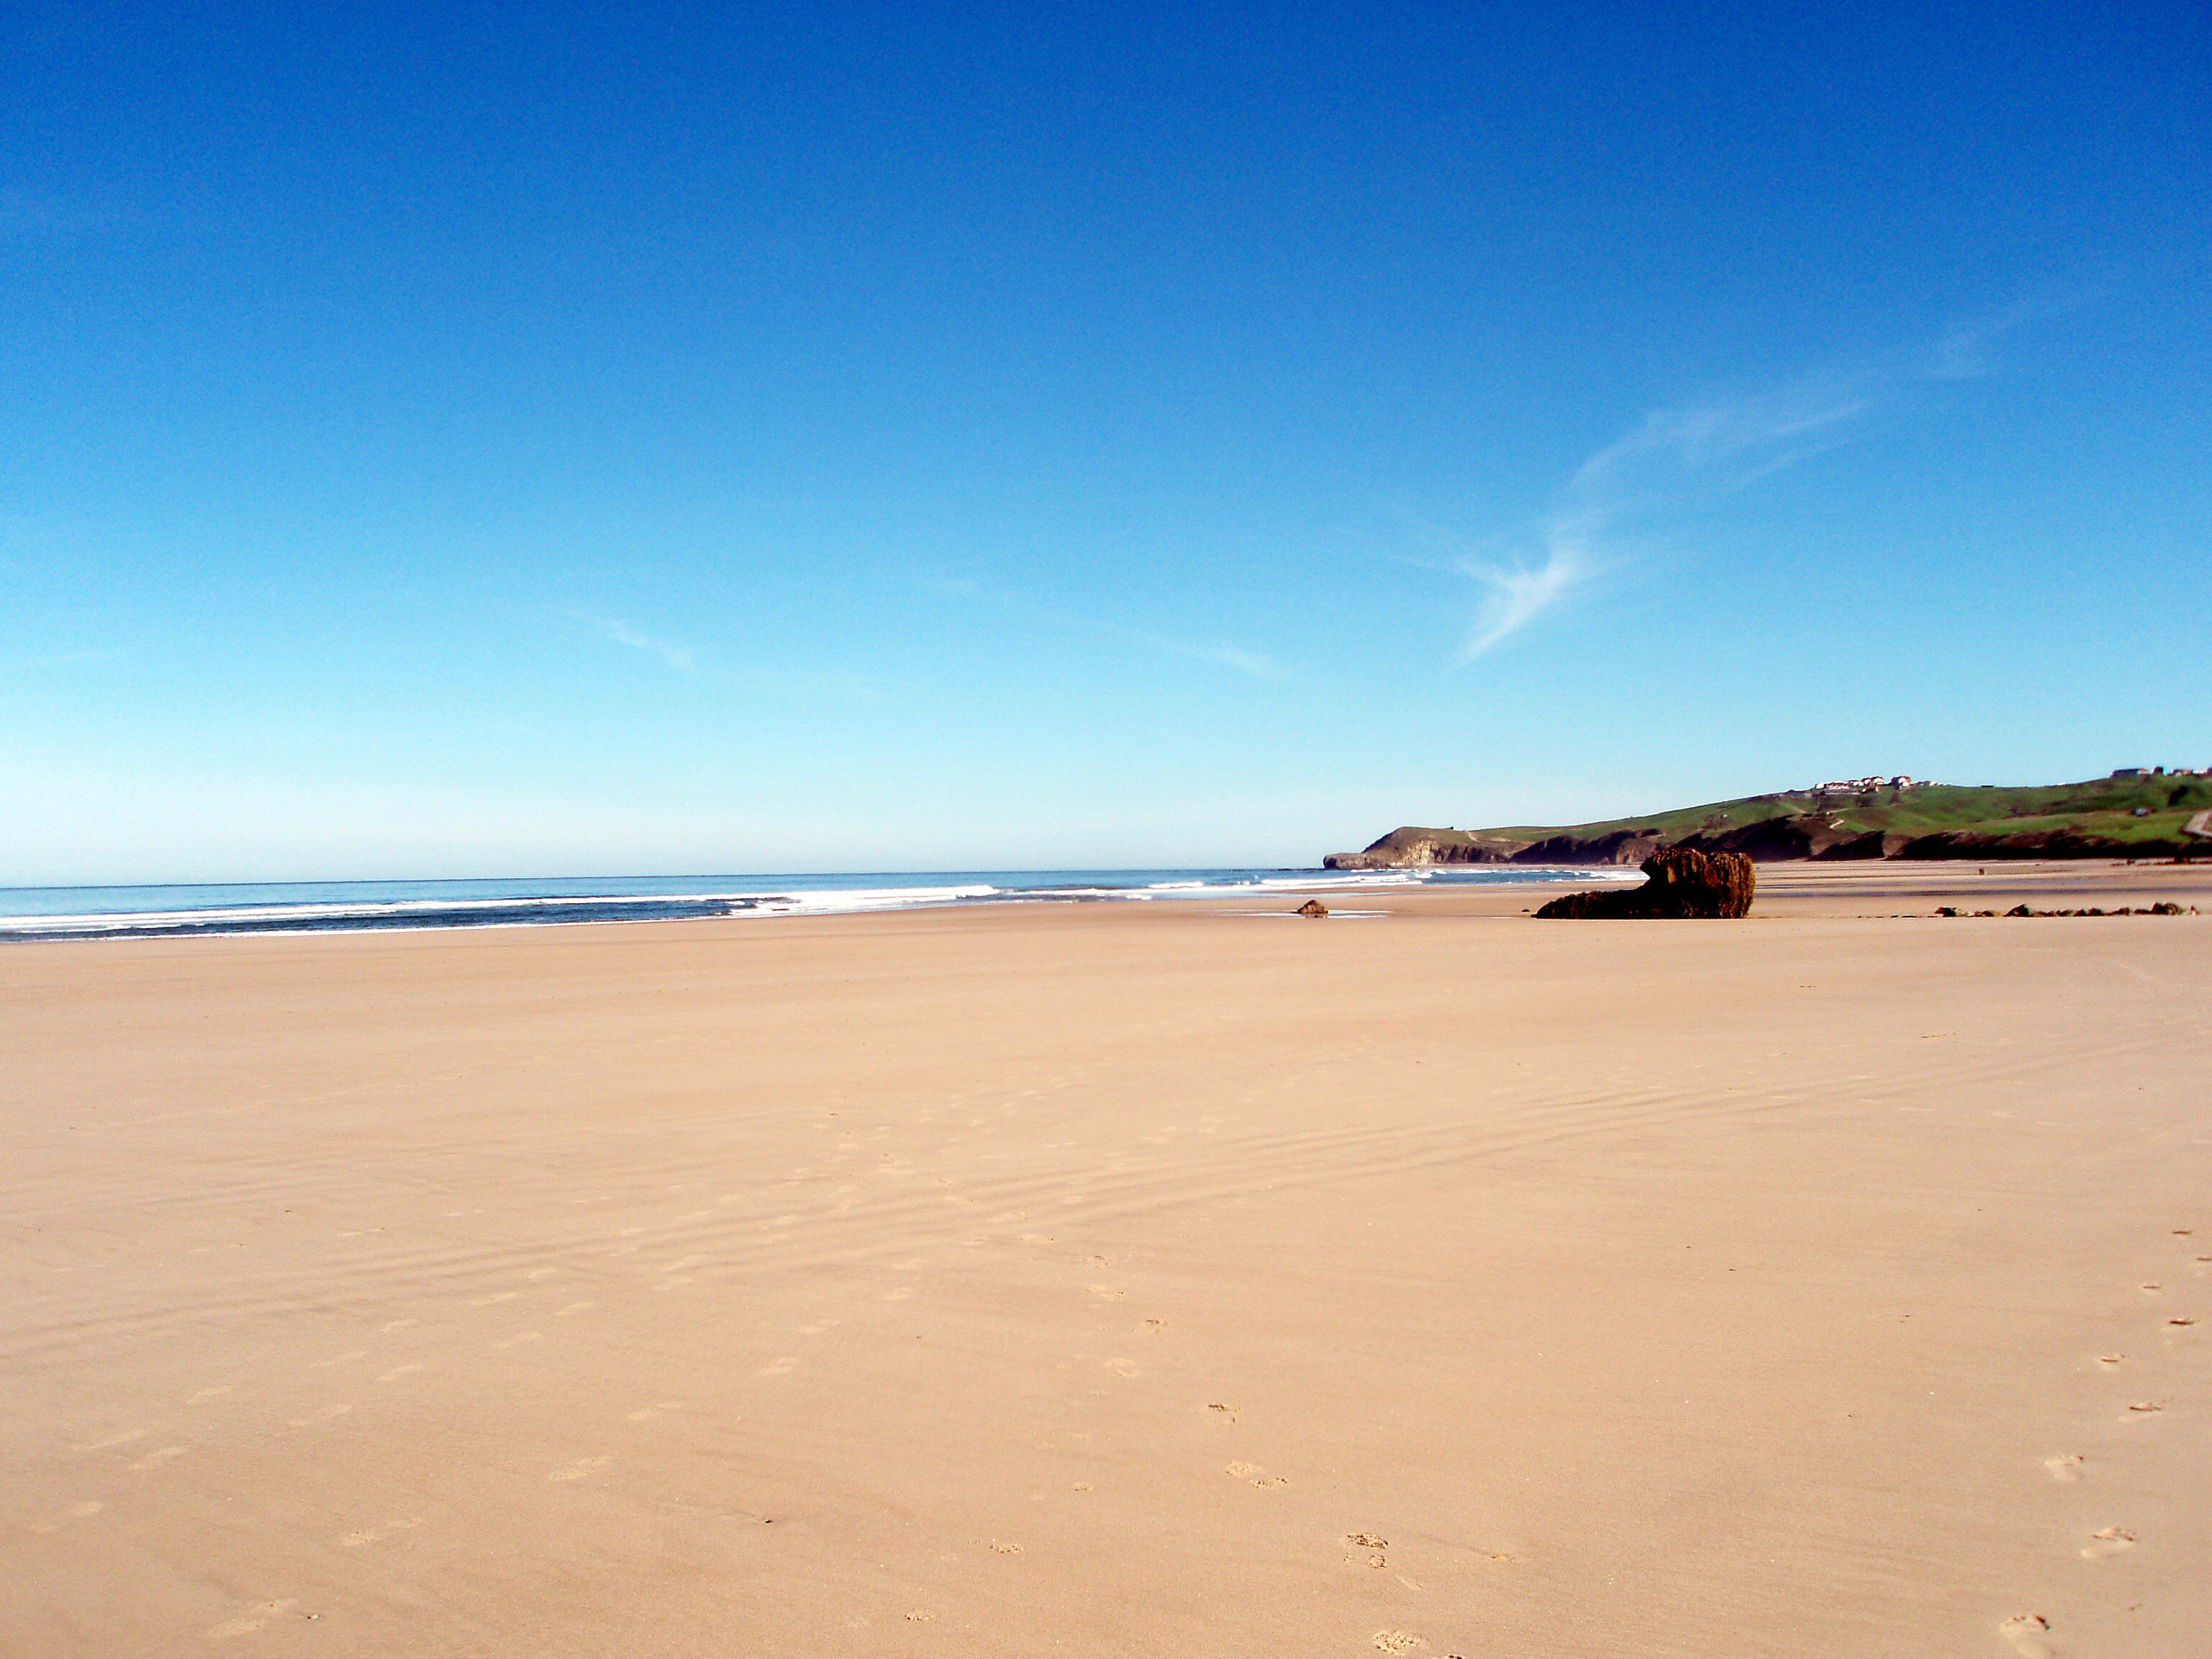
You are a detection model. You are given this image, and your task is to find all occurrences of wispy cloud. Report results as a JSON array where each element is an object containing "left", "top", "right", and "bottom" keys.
[
  {"left": 569, "top": 611, "right": 698, "bottom": 675},
  {"left": 1461, "top": 518, "right": 1599, "bottom": 657},
  {"left": 557, "top": 609, "right": 887, "bottom": 703},
  {"left": 1455, "top": 306, "right": 2059, "bottom": 657},
  {"left": 1087, "top": 619, "right": 1285, "bottom": 680},
  {"left": 1458, "top": 384, "right": 1864, "bottom": 657}
]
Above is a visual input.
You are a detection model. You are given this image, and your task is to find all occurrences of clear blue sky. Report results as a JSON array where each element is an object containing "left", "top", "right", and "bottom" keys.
[{"left": 4, "top": 1, "right": 2206, "bottom": 884}]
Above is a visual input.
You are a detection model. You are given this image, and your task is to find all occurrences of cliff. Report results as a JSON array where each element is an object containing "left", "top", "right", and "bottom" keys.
[{"left": 1323, "top": 773, "right": 2212, "bottom": 868}]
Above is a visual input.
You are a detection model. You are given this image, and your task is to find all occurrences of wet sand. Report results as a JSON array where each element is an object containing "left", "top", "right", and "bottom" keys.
[{"left": 4, "top": 862, "right": 2207, "bottom": 1657}]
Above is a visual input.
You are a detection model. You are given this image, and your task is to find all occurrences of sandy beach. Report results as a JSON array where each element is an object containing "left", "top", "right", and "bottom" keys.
[{"left": 4, "top": 861, "right": 2207, "bottom": 1658}]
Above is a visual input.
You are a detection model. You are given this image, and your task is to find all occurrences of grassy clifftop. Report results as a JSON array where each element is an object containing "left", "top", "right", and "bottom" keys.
[{"left": 1326, "top": 775, "right": 2212, "bottom": 868}]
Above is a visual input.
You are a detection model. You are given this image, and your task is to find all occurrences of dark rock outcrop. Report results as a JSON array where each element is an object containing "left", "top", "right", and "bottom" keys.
[
  {"left": 1534, "top": 848, "right": 1756, "bottom": 920},
  {"left": 1295, "top": 899, "right": 1329, "bottom": 918}
]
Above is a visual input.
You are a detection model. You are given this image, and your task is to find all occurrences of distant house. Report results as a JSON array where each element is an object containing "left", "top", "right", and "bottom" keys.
[{"left": 1811, "top": 775, "right": 1916, "bottom": 793}]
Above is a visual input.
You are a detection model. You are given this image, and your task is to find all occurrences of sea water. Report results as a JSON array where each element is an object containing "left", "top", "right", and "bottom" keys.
[{"left": 0, "top": 866, "right": 1627, "bottom": 943}]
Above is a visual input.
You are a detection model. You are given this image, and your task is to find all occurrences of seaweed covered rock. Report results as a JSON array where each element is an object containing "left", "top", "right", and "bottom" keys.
[{"left": 1534, "top": 848, "right": 1755, "bottom": 920}]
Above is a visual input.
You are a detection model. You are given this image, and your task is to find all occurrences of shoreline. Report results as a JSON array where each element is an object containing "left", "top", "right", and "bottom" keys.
[{"left": 4, "top": 858, "right": 2208, "bottom": 948}]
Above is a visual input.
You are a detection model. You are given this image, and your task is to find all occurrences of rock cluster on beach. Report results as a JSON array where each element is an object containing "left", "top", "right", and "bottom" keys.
[
  {"left": 1934, "top": 902, "right": 2200, "bottom": 917},
  {"left": 1534, "top": 848, "right": 1755, "bottom": 919}
]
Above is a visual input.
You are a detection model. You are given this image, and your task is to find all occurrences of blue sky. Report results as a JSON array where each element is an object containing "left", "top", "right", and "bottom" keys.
[{"left": 3, "top": 1, "right": 2206, "bottom": 884}]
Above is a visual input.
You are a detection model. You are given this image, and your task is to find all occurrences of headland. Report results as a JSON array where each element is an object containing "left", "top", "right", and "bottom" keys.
[{"left": 1326, "top": 769, "right": 2212, "bottom": 868}]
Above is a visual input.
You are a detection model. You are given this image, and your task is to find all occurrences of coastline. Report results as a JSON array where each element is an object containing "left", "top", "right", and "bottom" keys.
[
  {"left": 0, "top": 866, "right": 1629, "bottom": 945},
  {"left": 4, "top": 861, "right": 2206, "bottom": 1656}
]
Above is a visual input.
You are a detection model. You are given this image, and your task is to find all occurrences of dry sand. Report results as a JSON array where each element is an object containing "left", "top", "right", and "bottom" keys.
[{"left": 4, "top": 862, "right": 2208, "bottom": 1658}]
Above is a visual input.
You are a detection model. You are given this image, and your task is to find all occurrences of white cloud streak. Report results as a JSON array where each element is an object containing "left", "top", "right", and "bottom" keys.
[
  {"left": 1094, "top": 622, "right": 1284, "bottom": 680},
  {"left": 559, "top": 610, "right": 889, "bottom": 703},
  {"left": 922, "top": 577, "right": 1285, "bottom": 680},
  {"left": 570, "top": 612, "right": 697, "bottom": 675},
  {"left": 1456, "top": 305, "right": 2060, "bottom": 658},
  {"left": 1460, "top": 379, "right": 1875, "bottom": 658}
]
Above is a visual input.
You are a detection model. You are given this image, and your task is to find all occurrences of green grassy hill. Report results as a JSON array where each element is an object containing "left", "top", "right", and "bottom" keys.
[{"left": 1326, "top": 773, "right": 2212, "bottom": 868}]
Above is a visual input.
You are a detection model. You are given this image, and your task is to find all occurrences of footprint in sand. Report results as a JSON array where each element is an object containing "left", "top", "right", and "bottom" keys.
[
  {"left": 1999, "top": 1613, "right": 2054, "bottom": 1658},
  {"left": 989, "top": 1539, "right": 1023, "bottom": 1554},
  {"left": 2042, "top": 1455, "right": 2083, "bottom": 1483},
  {"left": 1105, "top": 1359, "right": 1141, "bottom": 1377},
  {"left": 2097, "top": 1354, "right": 2125, "bottom": 1369},
  {"left": 382, "top": 1319, "right": 417, "bottom": 1333},
  {"left": 2080, "top": 1527, "right": 2135, "bottom": 1560},
  {"left": 2139, "top": 1284, "right": 2162, "bottom": 1295},
  {"left": 2125, "top": 1401, "right": 2164, "bottom": 1415},
  {"left": 626, "top": 1401, "right": 687, "bottom": 1422},
  {"left": 2167, "top": 1317, "right": 2198, "bottom": 1328},
  {"left": 547, "top": 1456, "right": 610, "bottom": 1483},
  {"left": 1089, "top": 1286, "right": 1125, "bottom": 1301},
  {"left": 1372, "top": 1632, "right": 1427, "bottom": 1653}
]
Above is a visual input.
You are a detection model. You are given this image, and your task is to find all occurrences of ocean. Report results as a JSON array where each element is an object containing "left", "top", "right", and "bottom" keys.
[{"left": 0, "top": 866, "right": 1623, "bottom": 943}]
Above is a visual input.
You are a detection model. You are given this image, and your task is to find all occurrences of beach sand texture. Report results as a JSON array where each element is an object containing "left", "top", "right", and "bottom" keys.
[{"left": 4, "top": 865, "right": 2208, "bottom": 1657}]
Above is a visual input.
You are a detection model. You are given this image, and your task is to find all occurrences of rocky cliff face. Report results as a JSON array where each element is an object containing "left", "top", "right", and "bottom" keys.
[
  {"left": 1322, "top": 828, "right": 1530, "bottom": 869},
  {"left": 1507, "top": 829, "right": 1665, "bottom": 866}
]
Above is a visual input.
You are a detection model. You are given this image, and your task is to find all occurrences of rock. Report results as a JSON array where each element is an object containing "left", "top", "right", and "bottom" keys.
[
  {"left": 1295, "top": 899, "right": 1329, "bottom": 918},
  {"left": 1533, "top": 848, "right": 1756, "bottom": 920}
]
